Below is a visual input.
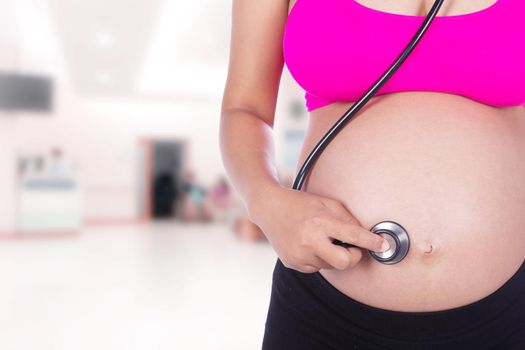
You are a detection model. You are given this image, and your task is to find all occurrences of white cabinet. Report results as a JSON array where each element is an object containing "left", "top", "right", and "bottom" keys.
[{"left": 17, "top": 178, "right": 82, "bottom": 232}]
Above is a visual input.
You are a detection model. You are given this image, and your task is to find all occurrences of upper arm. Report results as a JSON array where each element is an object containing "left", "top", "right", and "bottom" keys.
[{"left": 221, "top": 0, "right": 289, "bottom": 127}]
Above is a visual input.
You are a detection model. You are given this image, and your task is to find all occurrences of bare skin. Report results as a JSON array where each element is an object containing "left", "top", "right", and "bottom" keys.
[{"left": 221, "top": 0, "right": 525, "bottom": 312}]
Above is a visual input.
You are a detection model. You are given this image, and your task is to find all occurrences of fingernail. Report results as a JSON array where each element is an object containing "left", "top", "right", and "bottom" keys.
[{"left": 380, "top": 239, "right": 390, "bottom": 252}]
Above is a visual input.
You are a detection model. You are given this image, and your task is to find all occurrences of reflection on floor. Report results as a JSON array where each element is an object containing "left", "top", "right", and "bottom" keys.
[{"left": 0, "top": 221, "right": 277, "bottom": 350}]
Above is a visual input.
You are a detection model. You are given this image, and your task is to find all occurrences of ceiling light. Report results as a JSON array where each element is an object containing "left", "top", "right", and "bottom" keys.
[
  {"left": 96, "top": 71, "right": 113, "bottom": 84},
  {"left": 95, "top": 32, "right": 114, "bottom": 47}
]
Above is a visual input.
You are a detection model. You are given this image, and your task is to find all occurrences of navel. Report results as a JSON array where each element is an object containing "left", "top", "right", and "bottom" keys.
[{"left": 420, "top": 240, "right": 436, "bottom": 255}]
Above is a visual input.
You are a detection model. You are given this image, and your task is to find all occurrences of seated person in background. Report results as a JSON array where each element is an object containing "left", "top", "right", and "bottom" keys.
[
  {"left": 206, "top": 176, "right": 234, "bottom": 223},
  {"left": 45, "top": 147, "right": 75, "bottom": 180},
  {"left": 180, "top": 170, "right": 212, "bottom": 222}
]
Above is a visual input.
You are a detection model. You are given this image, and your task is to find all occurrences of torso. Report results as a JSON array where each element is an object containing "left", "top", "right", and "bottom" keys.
[{"left": 287, "top": 0, "right": 525, "bottom": 312}]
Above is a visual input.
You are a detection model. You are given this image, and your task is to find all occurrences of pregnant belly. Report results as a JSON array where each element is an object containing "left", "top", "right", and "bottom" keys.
[{"left": 298, "top": 91, "right": 525, "bottom": 312}]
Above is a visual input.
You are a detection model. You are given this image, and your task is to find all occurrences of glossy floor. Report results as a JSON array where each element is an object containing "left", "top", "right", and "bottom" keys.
[{"left": 0, "top": 222, "right": 277, "bottom": 350}]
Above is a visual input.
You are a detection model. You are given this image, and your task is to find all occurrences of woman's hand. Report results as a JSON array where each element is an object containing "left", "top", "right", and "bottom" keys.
[{"left": 249, "top": 186, "right": 390, "bottom": 273}]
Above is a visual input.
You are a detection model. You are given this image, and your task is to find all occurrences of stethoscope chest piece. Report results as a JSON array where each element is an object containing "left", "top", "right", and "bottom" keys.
[{"left": 369, "top": 221, "right": 410, "bottom": 264}]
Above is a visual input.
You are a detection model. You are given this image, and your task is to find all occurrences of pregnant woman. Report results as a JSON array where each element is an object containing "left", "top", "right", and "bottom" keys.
[{"left": 220, "top": 0, "right": 525, "bottom": 348}]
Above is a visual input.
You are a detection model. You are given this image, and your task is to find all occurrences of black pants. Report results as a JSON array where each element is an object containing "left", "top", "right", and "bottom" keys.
[{"left": 262, "top": 257, "right": 525, "bottom": 349}]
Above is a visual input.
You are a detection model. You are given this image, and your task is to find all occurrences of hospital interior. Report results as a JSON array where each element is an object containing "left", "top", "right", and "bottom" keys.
[{"left": 0, "top": 1, "right": 308, "bottom": 349}]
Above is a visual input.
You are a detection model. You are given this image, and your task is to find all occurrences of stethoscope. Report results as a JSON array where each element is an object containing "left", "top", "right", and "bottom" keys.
[{"left": 291, "top": 0, "right": 445, "bottom": 264}]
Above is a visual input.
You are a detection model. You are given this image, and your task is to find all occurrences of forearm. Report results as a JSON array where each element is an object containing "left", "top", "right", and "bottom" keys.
[{"left": 219, "top": 107, "right": 283, "bottom": 217}]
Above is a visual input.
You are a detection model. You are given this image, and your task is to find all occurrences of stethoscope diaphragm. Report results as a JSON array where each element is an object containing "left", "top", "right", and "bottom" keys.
[{"left": 369, "top": 221, "right": 410, "bottom": 264}]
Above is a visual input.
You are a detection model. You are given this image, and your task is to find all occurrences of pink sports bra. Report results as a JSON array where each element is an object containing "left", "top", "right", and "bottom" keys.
[{"left": 283, "top": 0, "right": 525, "bottom": 112}]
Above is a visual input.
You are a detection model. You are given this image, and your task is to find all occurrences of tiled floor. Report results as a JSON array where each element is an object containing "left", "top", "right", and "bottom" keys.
[{"left": 0, "top": 221, "right": 277, "bottom": 350}]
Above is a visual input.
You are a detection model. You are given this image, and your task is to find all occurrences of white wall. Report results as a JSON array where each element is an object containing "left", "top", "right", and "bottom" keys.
[
  {"left": 0, "top": 0, "right": 30, "bottom": 231},
  {"left": 0, "top": 117, "right": 18, "bottom": 231},
  {"left": 2, "top": 72, "right": 307, "bottom": 227},
  {"left": 77, "top": 96, "right": 226, "bottom": 220},
  {"left": 0, "top": 0, "right": 308, "bottom": 229},
  {"left": 7, "top": 89, "right": 230, "bottom": 224},
  {"left": 0, "top": 0, "right": 229, "bottom": 225}
]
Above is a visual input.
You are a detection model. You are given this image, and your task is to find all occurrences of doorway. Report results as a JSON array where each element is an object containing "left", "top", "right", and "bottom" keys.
[{"left": 140, "top": 139, "right": 187, "bottom": 220}]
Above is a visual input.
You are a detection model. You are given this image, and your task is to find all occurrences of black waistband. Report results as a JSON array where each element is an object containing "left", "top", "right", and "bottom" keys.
[{"left": 279, "top": 257, "right": 525, "bottom": 342}]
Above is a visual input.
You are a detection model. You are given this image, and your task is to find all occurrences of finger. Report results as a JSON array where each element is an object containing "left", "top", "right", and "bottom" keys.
[
  {"left": 314, "top": 237, "right": 356, "bottom": 270},
  {"left": 310, "top": 255, "right": 335, "bottom": 270},
  {"left": 299, "top": 255, "right": 333, "bottom": 271},
  {"left": 316, "top": 245, "right": 363, "bottom": 270},
  {"left": 301, "top": 264, "right": 321, "bottom": 273},
  {"left": 345, "top": 246, "right": 363, "bottom": 268},
  {"left": 323, "top": 216, "right": 386, "bottom": 252}
]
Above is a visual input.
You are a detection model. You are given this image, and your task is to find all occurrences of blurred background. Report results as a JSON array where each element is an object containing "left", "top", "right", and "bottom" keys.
[{"left": 0, "top": 0, "right": 309, "bottom": 349}]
